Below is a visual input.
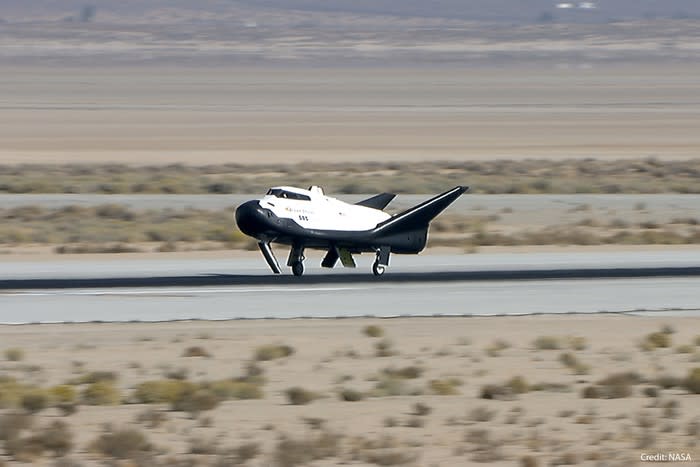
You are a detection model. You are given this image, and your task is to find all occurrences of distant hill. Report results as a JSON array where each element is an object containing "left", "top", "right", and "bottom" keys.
[
  {"left": 3, "top": 0, "right": 700, "bottom": 23},
  {"left": 2, "top": 0, "right": 699, "bottom": 66}
]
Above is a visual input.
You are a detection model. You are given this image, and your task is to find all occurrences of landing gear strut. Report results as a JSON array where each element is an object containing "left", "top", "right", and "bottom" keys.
[
  {"left": 287, "top": 244, "right": 306, "bottom": 277},
  {"left": 373, "top": 246, "right": 390, "bottom": 277}
]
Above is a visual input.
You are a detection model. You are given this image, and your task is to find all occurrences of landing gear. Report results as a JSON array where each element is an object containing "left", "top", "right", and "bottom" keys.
[
  {"left": 372, "top": 260, "right": 386, "bottom": 276},
  {"left": 292, "top": 261, "right": 304, "bottom": 277},
  {"left": 287, "top": 244, "right": 306, "bottom": 277},
  {"left": 372, "top": 246, "right": 390, "bottom": 277}
]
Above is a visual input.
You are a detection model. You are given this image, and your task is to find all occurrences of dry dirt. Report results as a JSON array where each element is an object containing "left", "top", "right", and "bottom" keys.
[
  {"left": 1, "top": 316, "right": 699, "bottom": 466},
  {"left": 2, "top": 65, "right": 700, "bottom": 165}
]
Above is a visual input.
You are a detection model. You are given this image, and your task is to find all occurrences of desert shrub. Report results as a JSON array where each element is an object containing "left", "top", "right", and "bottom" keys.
[
  {"left": 506, "top": 376, "right": 530, "bottom": 394},
  {"left": 273, "top": 431, "right": 341, "bottom": 467},
  {"left": 4, "top": 420, "right": 72, "bottom": 461},
  {"left": 212, "top": 442, "right": 261, "bottom": 465},
  {"left": 0, "top": 412, "right": 33, "bottom": 441},
  {"left": 164, "top": 367, "right": 189, "bottom": 380},
  {"left": 49, "top": 385, "right": 77, "bottom": 405},
  {"left": 485, "top": 339, "right": 510, "bottom": 357},
  {"left": 685, "top": 368, "right": 700, "bottom": 394},
  {"left": 603, "top": 383, "right": 632, "bottom": 399},
  {"left": 583, "top": 372, "right": 641, "bottom": 399},
  {"left": 133, "top": 379, "right": 194, "bottom": 404},
  {"left": 413, "top": 402, "right": 432, "bottom": 416},
  {"left": 469, "top": 406, "right": 496, "bottom": 422},
  {"left": 567, "top": 336, "right": 587, "bottom": 351},
  {"left": 656, "top": 375, "right": 682, "bottom": 389},
  {"left": 533, "top": 336, "right": 561, "bottom": 350},
  {"left": 95, "top": 204, "right": 134, "bottom": 221},
  {"left": 4, "top": 348, "right": 24, "bottom": 361},
  {"left": 68, "top": 371, "right": 117, "bottom": 385},
  {"left": 643, "top": 387, "right": 659, "bottom": 398},
  {"left": 552, "top": 453, "right": 578, "bottom": 465},
  {"left": 172, "top": 388, "right": 220, "bottom": 416},
  {"left": 339, "top": 388, "right": 364, "bottom": 402},
  {"left": 383, "top": 365, "right": 423, "bottom": 379},
  {"left": 676, "top": 344, "right": 695, "bottom": 354},
  {"left": 582, "top": 385, "right": 602, "bottom": 398},
  {"left": 361, "top": 449, "right": 416, "bottom": 466},
  {"left": 480, "top": 384, "right": 512, "bottom": 400},
  {"left": 663, "top": 400, "right": 680, "bottom": 419},
  {"left": 688, "top": 418, "right": 700, "bottom": 437},
  {"left": 232, "top": 442, "right": 261, "bottom": 464},
  {"left": 189, "top": 437, "right": 219, "bottom": 455},
  {"left": 91, "top": 428, "right": 153, "bottom": 459},
  {"left": 302, "top": 417, "right": 326, "bottom": 430},
  {"left": 51, "top": 457, "right": 84, "bottom": 467},
  {"left": 285, "top": 387, "right": 317, "bottom": 405},
  {"left": 559, "top": 352, "right": 577, "bottom": 368},
  {"left": 405, "top": 417, "right": 425, "bottom": 428},
  {"left": 374, "top": 339, "right": 396, "bottom": 357},
  {"left": 0, "top": 376, "right": 26, "bottom": 408},
  {"left": 136, "top": 409, "right": 169, "bottom": 428},
  {"left": 254, "top": 344, "right": 294, "bottom": 361},
  {"left": 600, "top": 372, "right": 642, "bottom": 389},
  {"left": 207, "top": 380, "right": 264, "bottom": 400},
  {"left": 429, "top": 378, "right": 461, "bottom": 395},
  {"left": 521, "top": 455, "right": 540, "bottom": 467},
  {"left": 81, "top": 381, "right": 121, "bottom": 405},
  {"left": 642, "top": 331, "right": 671, "bottom": 350},
  {"left": 559, "top": 352, "right": 591, "bottom": 374},
  {"left": 466, "top": 428, "right": 504, "bottom": 462},
  {"left": 4, "top": 434, "right": 44, "bottom": 462},
  {"left": 695, "top": 335, "right": 700, "bottom": 346},
  {"left": 35, "top": 420, "right": 73, "bottom": 456},
  {"left": 21, "top": 390, "right": 49, "bottom": 414},
  {"left": 182, "top": 346, "right": 211, "bottom": 358},
  {"left": 363, "top": 325, "right": 384, "bottom": 338},
  {"left": 370, "top": 377, "right": 409, "bottom": 397}
]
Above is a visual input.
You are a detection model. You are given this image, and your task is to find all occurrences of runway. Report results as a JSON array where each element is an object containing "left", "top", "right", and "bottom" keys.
[{"left": 1, "top": 251, "right": 699, "bottom": 323}]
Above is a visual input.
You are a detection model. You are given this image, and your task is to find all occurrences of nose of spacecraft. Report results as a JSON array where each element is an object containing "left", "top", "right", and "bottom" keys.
[{"left": 235, "top": 200, "right": 268, "bottom": 238}]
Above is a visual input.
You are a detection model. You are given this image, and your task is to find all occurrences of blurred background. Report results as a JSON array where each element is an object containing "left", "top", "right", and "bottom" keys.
[
  {"left": 1, "top": 0, "right": 700, "bottom": 255},
  {"left": 1, "top": 3, "right": 700, "bottom": 467}
]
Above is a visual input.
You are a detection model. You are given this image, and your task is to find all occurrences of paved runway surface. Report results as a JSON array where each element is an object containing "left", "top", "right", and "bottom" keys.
[{"left": 1, "top": 252, "right": 699, "bottom": 323}]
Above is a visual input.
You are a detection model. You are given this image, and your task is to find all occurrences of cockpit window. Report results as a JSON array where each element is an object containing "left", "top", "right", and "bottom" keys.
[{"left": 266, "top": 189, "right": 310, "bottom": 201}]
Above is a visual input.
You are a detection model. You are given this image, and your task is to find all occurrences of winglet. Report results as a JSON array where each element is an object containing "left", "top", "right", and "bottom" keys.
[{"left": 355, "top": 193, "right": 396, "bottom": 210}]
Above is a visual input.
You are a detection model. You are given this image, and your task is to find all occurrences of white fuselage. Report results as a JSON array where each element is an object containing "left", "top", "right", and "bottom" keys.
[{"left": 259, "top": 186, "right": 390, "bottom": 231}]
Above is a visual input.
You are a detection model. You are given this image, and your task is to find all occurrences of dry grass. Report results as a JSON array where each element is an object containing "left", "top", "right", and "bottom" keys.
[
  {"left": 0, "top": 204, "right": 250, "bottom": 250},
  {"left": 3, "top": 159, "right": 700, "bottom": 194}
]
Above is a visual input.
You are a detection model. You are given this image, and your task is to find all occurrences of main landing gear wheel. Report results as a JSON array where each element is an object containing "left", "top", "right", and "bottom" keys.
[
  {"left": 372, "top": 260, "right": 386, "bottom": 277},
  {"left": 292, "top": 261, "right": 304, "bottom": 277}
]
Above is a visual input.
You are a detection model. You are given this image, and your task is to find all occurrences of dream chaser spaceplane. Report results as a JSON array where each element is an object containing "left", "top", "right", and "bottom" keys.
[{"left": 235, "top": 185, "right": 468, "bottom": 276}]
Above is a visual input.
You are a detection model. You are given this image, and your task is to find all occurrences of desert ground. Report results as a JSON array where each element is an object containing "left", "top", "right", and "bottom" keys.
[
  {"left": 2, "top": 64, "right": 700, "bottom": 166},
  {"left": 1, "top": 316, "right": 699, "bottom": 466}
]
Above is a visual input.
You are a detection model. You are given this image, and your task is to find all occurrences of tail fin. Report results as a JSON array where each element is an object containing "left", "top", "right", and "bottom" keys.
[
  {"left": 372, "top": 186, "right": 468, "bottom": 235},
  {"left": 355, "top": 193, "right": 396, "bottom": 210}
]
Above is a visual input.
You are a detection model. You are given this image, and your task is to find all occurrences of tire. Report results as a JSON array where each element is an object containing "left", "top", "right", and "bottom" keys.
[
  {"left": 292, "top": 262, "right": 304, "bottom": 277},
  {"left": 372, "top": 261, "right": 386, "bottom": 277}
]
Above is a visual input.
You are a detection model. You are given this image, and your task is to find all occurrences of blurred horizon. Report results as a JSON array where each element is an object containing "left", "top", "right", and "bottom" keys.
[
  {"left": 2, "top": 0, "right": 700, "bottom": 66},
  {"left": 4, "top": 0, "right": 700, "bottom": 23}
]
